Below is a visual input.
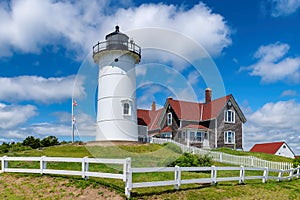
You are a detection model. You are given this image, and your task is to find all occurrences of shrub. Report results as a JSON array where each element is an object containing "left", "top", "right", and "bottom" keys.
[
  {"left": 293, "top": 157, "right": 300, "bottom": 168},
  {"left": 167, "top": 152, "right": 212, "bottom": 167},
  {"left": 163, "top": 142, "right": 183, "bottom": 154}
]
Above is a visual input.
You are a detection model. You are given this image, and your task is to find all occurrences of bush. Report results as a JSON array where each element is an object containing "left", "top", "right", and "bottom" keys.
[
  {"left": 167, "top": 152, "right": 212, "bottom": 167},
  {"left": 293, "top": 157, "right": 300, "bottom": 168},
  {"left": 163, "top": 142, "right": 183, "bottom": 154}
]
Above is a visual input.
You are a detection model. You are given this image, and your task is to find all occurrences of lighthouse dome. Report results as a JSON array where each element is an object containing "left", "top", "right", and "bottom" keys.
[{"left": 105, "top": 26, "right": 129, "bottom": 50}]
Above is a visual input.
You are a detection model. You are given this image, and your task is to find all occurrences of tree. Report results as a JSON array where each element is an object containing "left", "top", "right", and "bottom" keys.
[
  {"left": 22, "top": 136, "right": 40, "bottom": 149},
  {"left": 0, "top": 142, "right": 10, "bottom": 153},
  {"left": 41, "top": 136, "right": 59, "bottom": 147}
]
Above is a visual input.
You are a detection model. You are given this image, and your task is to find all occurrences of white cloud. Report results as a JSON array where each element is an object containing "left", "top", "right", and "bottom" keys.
[
  {"left": 0, "top": 75, "right": 85, "bottom": 103},
  {"left": 136, "top": 67, "right": 147, "bottom": 77},
  {"left": 244, "top": 100, "right": 300, "bottom": 154},
  {"left": 29, "top": 111, "right": 96, "bottom": 138},
  {"left": 0, "top": 0, "right": 231, "bottom": 59},
  {"left": 281, "top": 89, "right": 297, "bottom": 97},
  {"left": 270, "top": 0, "right": 300, "bottom": 17},
  {"left": 0, "top": 111, "right": 96, "bottom": 142},
  {"left": 187, "top": 71, "right": 200, "bottom": 85},
  {"left": 0, "top": 103, "right": 37, "bottom": 129},
  {"left": 241, "top": 42, "right": 300, "bottom": 83}
]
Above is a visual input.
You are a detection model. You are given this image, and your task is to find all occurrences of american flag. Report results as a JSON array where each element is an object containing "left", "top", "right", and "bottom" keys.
[{"left": 73, "top": 99, "right": 77, "bottom": 107}]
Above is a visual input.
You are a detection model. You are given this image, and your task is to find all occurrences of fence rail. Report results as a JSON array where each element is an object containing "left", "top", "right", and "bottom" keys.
[
  {"left": 125, "top": 163, "right": 300, "bottom": 198},
  {"left": 1, "top": 156, "right": 130, "bottom": 181},
  {"left": 0, "top": 156, "right": 299, "bottom": 198},
  {"left": 151, "top": 138, "right": 293, "bottom": 170}
]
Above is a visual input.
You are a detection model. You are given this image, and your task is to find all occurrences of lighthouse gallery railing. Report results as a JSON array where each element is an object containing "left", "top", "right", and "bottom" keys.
[{"left": 93, "top": 40, "right": 141, "bottom": 57}]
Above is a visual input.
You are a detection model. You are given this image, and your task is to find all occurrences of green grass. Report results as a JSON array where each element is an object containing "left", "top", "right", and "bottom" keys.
[{"left": 0, "top": 144, "right": 298, "bottom": 199}]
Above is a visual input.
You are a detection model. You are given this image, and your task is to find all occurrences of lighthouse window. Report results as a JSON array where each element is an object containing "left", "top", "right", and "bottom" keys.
[{"left": 123, "top": 103, "right": 130, "bottom": 115}]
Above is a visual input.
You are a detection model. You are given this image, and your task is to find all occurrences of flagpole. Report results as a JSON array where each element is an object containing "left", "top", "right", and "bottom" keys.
[{"left": 72, "top": 98, "right": 75, "bottom": 143}]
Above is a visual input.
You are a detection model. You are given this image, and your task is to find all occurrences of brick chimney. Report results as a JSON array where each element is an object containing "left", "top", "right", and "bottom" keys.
[
  {"left": 205, "top": 88, "right": 212, "bottom": 103},
  {"left": 151, "top": 101, "right": 156, "bottom": 111}
]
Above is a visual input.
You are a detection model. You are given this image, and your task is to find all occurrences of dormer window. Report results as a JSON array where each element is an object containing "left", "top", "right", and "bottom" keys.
[
  {"left": 224, "top": 109, "right": 235, "bottom": 123},
  {"left": 167, "top": 112, "right": 172, "bottom": 125}
]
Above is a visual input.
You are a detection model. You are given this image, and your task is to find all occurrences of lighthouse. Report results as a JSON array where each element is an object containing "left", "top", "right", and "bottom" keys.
[{"left": 92, "top": 26, "right": 141, "bottom": 141}]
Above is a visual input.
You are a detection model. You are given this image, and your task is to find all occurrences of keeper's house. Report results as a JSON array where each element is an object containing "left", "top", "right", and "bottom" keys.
[{"left": 137, "top": 88, "right": 247, "bottom": 149}]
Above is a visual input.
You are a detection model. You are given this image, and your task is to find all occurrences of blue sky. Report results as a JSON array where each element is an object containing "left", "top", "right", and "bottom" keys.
[{"left": 0, "top": 0, "right": 300, "bottom": 154}]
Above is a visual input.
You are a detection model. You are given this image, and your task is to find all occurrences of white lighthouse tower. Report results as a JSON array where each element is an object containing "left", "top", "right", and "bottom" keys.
[{"left": 93, "top": 26, "right": 141, "bottom": 141}]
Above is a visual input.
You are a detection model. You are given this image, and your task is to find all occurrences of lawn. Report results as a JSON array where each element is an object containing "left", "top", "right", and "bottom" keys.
[{"left": 0, "top": 143, "right": 298, "bottom": 199}]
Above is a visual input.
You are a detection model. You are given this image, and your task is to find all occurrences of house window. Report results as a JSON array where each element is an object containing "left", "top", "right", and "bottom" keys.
[
  {"left": 189, "top": 131, "right": 206, "bottom": 142},
  {"left": 182, "top": 132, "right": 186, "bottom": 141},
  {"left": 167, "top": 112, "right": 172, "bottom": 125},
  {"left": 224, "top": 110, "right": 235, "bottom": 123},
  {"left": 224, "top": 131, "right": 235, "bottom": 144},
  {"left": 189, "top": 131, "right": 195, "bottom": 142},
  {"left": 196, "top": 131, "right": 202, "bottom": 142},
  {"left": 161, "top": 132, "right": 172, "bottom": 138}
]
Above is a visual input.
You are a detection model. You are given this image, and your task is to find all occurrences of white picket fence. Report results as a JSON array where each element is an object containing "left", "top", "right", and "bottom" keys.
[
  {"left": 0, "top": 156, "right": 130, "bottom": 181},
  {"left": 151, "top": 138, "right": 293, "bottom": 170},
  {"left": 126, "top": 164, "right": 300, "bottom": 198},
  {"left": 0, "top": 156, "right": 299, "bottom": 198}
]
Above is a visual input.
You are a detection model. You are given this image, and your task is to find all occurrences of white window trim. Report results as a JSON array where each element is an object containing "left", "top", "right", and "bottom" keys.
[
  {"left": 167, "top": 112, "right": 172, "bottom": 125},
  {"left": 224, "top": 109, "right": 235, "bottom": 123},
  {"left": 121, "top": 100, "right": 132, "bottom": 116},
  {"left": 224, "top": 131, "right": 235, "bottom": 144},
  {"left": 187, "top": 129, "right": 207, "bottom": 143}
]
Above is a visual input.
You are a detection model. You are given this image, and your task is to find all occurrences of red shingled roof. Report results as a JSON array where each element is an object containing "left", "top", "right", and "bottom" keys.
[
  {"left": 168, "top": 95, "right": 230, "bottom": 121},
  {"left": 137, "top": 108, "right": 162, "bottom": 131},
  {"left": 181, "top": 124, "right": 209, "bottom": 130},
  {"left": 161, "top": 126, "right": 173, "bottom": 132},
  {"left": 250, "top": 142, "right": 285, "bottom": 154},
  {"left": 138, "top": 95, "right": 234, "bottom": 131}
]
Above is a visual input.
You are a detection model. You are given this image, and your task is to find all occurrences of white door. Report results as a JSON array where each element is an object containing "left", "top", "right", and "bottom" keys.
[{"left": 203, "top": 132, "right": 210, "bottom": 149}]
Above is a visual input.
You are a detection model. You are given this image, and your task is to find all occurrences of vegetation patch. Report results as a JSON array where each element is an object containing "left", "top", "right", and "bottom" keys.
[{"left": 167, "top": 153, "right": 212, "bottom": 167}]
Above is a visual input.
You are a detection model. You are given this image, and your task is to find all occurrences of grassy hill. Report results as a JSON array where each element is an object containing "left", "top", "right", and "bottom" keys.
[{"left": 0, "top": 143, "right": 299, "bottom": 200}]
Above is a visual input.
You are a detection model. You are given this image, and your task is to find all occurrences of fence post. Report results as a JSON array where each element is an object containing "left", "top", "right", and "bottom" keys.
[
  {"left": 262, "top": 167, "right": 269, "bottom": 183},
  {"left": 174, "top": 166, "right": 181, "bottom": 190},
  {"left": 239, "top": 165, "right": 245, "bottom": 184},
  {"left": 296, "top": 166, "right": 300, "bottom": 179},
  {"left": 0, "top": 157, "right": 3, "bottom": 173},
  {"left": 82, "top": 156, "right": 89, "bottom": 180},
  {"left": 40, "top": 156, "right": 47, "bottom": 174},
  {"left": 125, "top": 158, "right": 132, "bottom": 199},
  {"left": 251, "top": 156, "right": 254, "bottom": 167},
  {"left": 220, "top": 153, "right": 223, "bottom": 163},
  {"left": 288, "top": 169, "right": 293, "bottom": 181},
  {"left": 2, "top": 156, "right": 7, "bottom": 173},
  {"left": 211, "top": 166, "right": 217, "bottom": 185},
  {"left": 278, "top": 170, "right": 283, "bottom": 182}
]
